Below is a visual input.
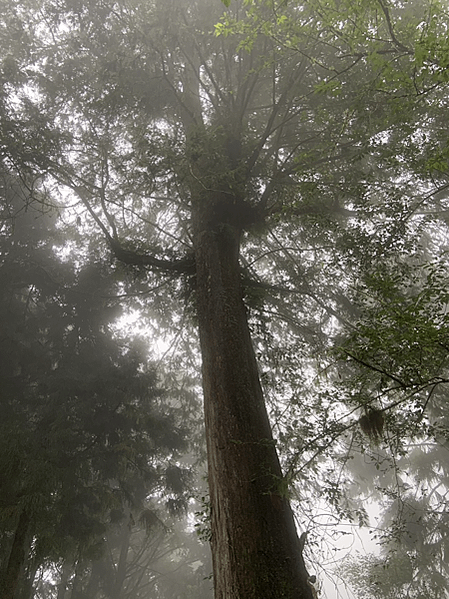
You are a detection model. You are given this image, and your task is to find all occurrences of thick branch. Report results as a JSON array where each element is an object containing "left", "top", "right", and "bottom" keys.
[
  {"left": 108, "top": 237, "right": 195, "bottom": 274},
  {"left": 74, "top": 185, "right": 195, "bottom": 274},
  {"left": 376, "top": 0, "right": 411, "bottom": 54}
]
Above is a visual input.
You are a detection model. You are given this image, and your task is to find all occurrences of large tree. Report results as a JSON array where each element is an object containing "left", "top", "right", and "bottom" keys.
[{"left": 1, "top": 0, "right": 449, "bottom": 596}]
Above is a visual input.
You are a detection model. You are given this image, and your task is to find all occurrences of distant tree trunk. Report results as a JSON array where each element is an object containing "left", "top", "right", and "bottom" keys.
[
  {"left": 84, "top": 559, "right": 103, "bottom": 599},
  {"left": 192, "top": 201, "right": 314, "bottom": 599},
  {"left": 110, "top": 515, "right": 132, "bottom": 599},
  {"left": 0, "top": 509, "right": 31, "bottom": 599},
  {"left": 57, "top": 557, "right": 73, "bottom": 599},
  {"left": 70, "top": 561, "right": 84, "bottom": 599}
]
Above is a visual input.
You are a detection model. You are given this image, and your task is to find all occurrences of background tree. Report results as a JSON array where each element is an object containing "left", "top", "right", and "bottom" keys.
[
  {"left": 0, "top": 172, "right": 192, "bottom": 599},
  {"left": 339, "top": 551, "right": 444, "bottom": 599},
  {"left": 329, "top": 255, "right": 449, "bottom": 598},
  {"left": 39, "top": 505, "right": 213, "bottom": 599}
]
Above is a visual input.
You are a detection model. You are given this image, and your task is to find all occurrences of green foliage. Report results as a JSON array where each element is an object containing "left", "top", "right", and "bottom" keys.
[
  {"left": 331, "top": 252, "right": 449, "bottom": 596},
  {"left": 339, "top": 551, "right": 446, "bottom": 599},
  {"left": 0, "top": 173, "right": 191, "bottom": 591},
  {"left": 2, "top": 0, "right": 449, "bottom": 594},
  {"left": 194, "top": 493, "right": 212, "bottom": 543},
  {"left": 340, "top": 259, "right": 449, "bottom": 390}
]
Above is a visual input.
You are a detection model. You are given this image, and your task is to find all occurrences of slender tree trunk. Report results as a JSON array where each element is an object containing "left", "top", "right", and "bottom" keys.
[
  {"left": 0, "top": 509, "right": 31, "bottom": 599},
  {"left": 110, "top": 515, "right": 132, "bottom": 599},
  {"left": 84, "top": 559, "right": 104, "bottom": 599},
  {"left": 57, "top": 557, "right": 73, "bottom": 599},
  {"left": 193, "top": 204, "right": 314, "bottom": 599},
  {"left": 69, "top": 561, "right": 84, "bottom": 599}
]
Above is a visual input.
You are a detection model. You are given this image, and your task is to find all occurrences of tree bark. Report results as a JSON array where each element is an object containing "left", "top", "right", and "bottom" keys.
[
  {"left": 193, "top": 203, "right": 314, "bottom": 599},
  {"left": 0, "top": 509, "right": 31, "bottom": 599}
]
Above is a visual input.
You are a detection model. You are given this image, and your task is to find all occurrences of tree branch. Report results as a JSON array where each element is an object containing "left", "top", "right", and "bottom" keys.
[
  {"left": 376, "top": 0, "right": 411, "bottom": 54},
  {"left": 73, "top": 185, "right": 195, "bottom": 274}
]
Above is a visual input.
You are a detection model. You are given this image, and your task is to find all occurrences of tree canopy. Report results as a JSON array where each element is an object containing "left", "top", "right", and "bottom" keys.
[{"left": 1, "top": 0, "right": 449, "bottom": 596}]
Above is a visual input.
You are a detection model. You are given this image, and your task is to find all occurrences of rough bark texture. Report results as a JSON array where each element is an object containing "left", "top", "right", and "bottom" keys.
[{"left": 193, "top": 199, "right": 314, "bottom": 599}]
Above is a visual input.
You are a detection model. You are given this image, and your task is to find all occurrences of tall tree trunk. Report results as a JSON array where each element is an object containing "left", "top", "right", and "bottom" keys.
[
  {"left": 0, "top": 509, "right": 31, "bottom": 599},
  {"left": 193, "top": 206, "right": 314, "bottom": 599}
]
